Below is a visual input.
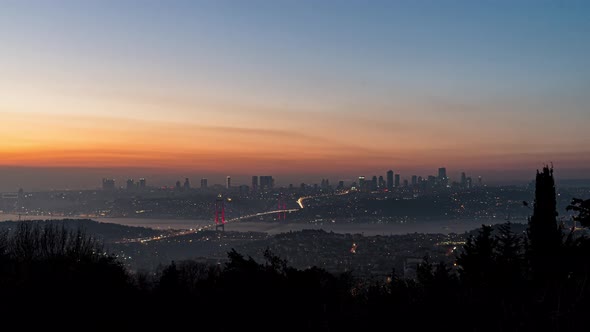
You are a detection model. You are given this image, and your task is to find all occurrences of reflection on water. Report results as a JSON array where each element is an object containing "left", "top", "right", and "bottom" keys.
[{"left": 0, "top": 214, "right": 526, "bottom": 235}]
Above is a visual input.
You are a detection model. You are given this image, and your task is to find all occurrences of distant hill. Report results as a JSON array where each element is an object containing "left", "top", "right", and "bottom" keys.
[{"left": 0, "top": 219, "right": 164, "bottom": 243}]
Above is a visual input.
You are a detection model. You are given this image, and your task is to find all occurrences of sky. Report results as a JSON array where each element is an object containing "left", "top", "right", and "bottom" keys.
[{"left": 1, "top": 0, "right": 589, "bottom": 190}]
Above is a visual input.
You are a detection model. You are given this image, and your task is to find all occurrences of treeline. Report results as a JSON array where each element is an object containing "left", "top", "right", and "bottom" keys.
[
  {"left": 2, "top": 167, "right": 590, "bottom": 331},
  {"left": 0, "top": 222, "right": 134, "bottom": 327}
]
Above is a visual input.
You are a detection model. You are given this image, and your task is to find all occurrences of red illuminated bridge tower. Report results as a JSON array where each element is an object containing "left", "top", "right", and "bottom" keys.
[
  {"left": 215, "top": 194, "right": 226, "bottom": 231},
  {"left": 277, "top": 193, "right": 287, "bottom": 220}
]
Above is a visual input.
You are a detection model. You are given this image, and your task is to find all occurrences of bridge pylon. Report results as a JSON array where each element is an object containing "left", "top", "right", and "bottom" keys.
[
  {"left": 277, "top": 194, "right": 287, "bottom": 220},
  {"left": 215, "top": 194, "right": 226, "bottom": 231}
]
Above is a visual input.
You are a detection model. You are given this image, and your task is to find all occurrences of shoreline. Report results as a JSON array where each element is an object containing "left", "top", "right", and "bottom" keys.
[{"left": 0, "top": 213, "right": 526, "bottom": 236}]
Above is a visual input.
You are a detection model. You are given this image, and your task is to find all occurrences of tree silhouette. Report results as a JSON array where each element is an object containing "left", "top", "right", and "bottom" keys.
[
  {"left": 158, "top": 260, "right": 181, "bottom": 294},
  {"left": 416, "top": 255, "right": 434, "bottom": 286},
  {"left": 567, "top": 198, "right": 590, "bottom": 227},
  {"left": 0, "top": 221, "right": 132, "bottom": 329},
  {"left": 495, "top": 222, "right": 525, "bottom": 286},
  {"left": 456, "top": 224, "right": 496, "bottom": 286},
  {"left": 527, "top": 166, "right": 562, "bottom": 280}
]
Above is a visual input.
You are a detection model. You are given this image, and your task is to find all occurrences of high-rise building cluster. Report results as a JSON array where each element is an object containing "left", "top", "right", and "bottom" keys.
[
  {"left": 102, "top": 178, "right": 115, "bottom": 191},
  {"left": 351, "top": 167, "right": 479, "bottom": 192},
  {"left": 100, "top": 168, "right": 481, "bottom": 193},
  {"left": 259, "top": 176, "right": 274, "bottom": 190},
  {"left": 100, "top": 175, "right": 277, "bottom": 193}
]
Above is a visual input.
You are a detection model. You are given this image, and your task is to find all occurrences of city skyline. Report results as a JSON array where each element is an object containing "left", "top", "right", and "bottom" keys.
[
  {"left": 1, "top": 1, "right": 590, "bottom": 190},
  {"left": 0, "top": 166, "right": 582, "bottom": 193},
  {"left": 2, "top": 2, "right": 590, "bottom": 329}
]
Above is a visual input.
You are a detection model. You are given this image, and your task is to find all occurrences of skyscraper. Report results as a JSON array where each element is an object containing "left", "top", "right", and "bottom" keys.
[
  {"left": 260, "top": 176, "right": 274, "bottom": 190},
  {"left": 395, "top": 174, "right": 400, "bottom": 187},
  {"left": 461, "top": 172, "right": 467, "bottom": 188},
  {"left": 358, "top": 176, "right": 365, "bottom": 190},
  {"left": 386, "top": 170, "right": 394, "bottom": 190},
  {"left": 438, "top": 167, "right": 448, "bottom": 187},
  {"left": 139, "top": 178, "right": 146, "bottom": 190},
  {"left": 411, "top": 175, "right": 417, "bottom": 186},
  {"left": 427, "top": 175, "right": 436, "bottom": 188},
  {"left": 201, "top": 178, "right": 208, "bottom": 189},
  {"left": 438, "top": 167, "right": 447, "bottom": 179},
  {"left": 102, "top": 178, "right": 115, "bottom": 191},
  {"left": 226, "top": 176, "right": 231, "bottom": 189},
  {"left": 183, "top": 178, "right": 191, "bottom": 190},
  {"left": 378, "top": 176, "right": 385, "bottom": 189},
  {"left": 126, "top": 179, "right": 134, "bottom": 191},
  {"left": 371, "top": 176, "right": 378, "bottom": 191},
  {"left": 252, "top": 176, "right": 259, "bottom": 191}
]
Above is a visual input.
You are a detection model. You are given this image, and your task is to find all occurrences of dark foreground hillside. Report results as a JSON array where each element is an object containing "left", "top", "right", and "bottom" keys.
[{"left": 2, "top": 167, "right": 590, "bottom": 331}]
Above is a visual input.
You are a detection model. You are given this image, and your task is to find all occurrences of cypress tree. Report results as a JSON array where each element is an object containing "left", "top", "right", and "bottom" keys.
[{"left": 527, "top": 166, "right": 562, "bottom": 279}]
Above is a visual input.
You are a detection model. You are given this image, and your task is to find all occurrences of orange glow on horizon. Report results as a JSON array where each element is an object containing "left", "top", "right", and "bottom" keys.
[{"left": 1, "top": 111, "right": 589, "bottom": 178}]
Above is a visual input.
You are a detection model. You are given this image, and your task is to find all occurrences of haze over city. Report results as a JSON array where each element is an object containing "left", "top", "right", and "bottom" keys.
[
  {"left": 1, "top": 0, "right": 589, "bottom": 191},
  {"left": 3, "top": 2, "right": 590, "bottom": 331}
]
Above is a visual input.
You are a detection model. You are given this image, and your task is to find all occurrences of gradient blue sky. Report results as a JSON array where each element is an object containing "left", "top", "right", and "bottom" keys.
[{"left": 1, "top": 0, "right": 589, "bottom": 190}]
